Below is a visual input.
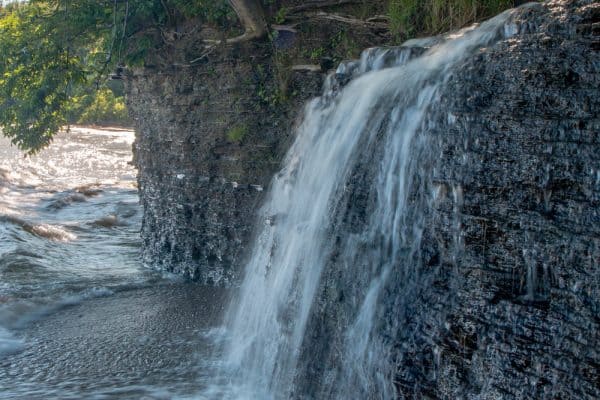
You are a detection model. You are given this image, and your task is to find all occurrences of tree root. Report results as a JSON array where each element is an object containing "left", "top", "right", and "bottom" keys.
[{"left": 203, "top": 0, "right": 267, "bottom": 45}]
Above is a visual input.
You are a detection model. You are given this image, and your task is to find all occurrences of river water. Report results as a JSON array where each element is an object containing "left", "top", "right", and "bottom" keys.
[
  {"left": 0, "top": 128, "right": 226, "bottom": 399},
  {"left": 0, "top": 127, "right": 145, "bottom": 356}
]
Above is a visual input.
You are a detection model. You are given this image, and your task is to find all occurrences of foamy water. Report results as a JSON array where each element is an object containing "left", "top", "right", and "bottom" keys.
[
  {"left": 0, "top": 127, "right": 160, "bottom": 358},
  {"left": 0, "top": 128, "right": 233, "bottom": 399}
]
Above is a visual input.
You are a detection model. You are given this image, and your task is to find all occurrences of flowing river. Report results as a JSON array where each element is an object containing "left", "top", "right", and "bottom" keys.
[{"left": 0, "top": 127, "right": 227, "bottom": 399}]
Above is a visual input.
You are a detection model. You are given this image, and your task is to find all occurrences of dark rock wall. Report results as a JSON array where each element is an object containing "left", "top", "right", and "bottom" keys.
[
  {"left": 295, "top": 1, "right": 599, "bottom": 398},
  {"left": 126, "top": 3, "right": 389, "bottom": 284},
  {"left": 127, "top": 46, "right": 320, "bottom": 284},
  {"left": 424, "top": 1, "right": 599, "bottom": 397},
  {"left": 127, "top": 0, "right": 598, "bottom": 396}
]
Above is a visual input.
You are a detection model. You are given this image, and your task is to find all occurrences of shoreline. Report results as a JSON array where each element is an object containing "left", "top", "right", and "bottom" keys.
[{"left": 67, "top": 124, "right": 134, "bottom": 133}]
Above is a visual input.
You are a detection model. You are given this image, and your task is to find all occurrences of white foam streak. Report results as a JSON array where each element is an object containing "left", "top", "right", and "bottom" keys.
[{"left": 29, "top": 224, "right": 77, "bottom": 242}]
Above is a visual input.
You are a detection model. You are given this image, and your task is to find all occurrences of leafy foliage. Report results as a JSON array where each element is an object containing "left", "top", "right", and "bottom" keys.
[
  {"left": 75, "top": 88, "right": 130, "bottom": 126},
  {"left": 0, "top": 0, "right": 231, "bottom": 153},
  {"left": 0, "top": 0, "right": 521, "bottom": 153},
  {"left": 0, "top": 3, "right": 86, "bottom": 152}
]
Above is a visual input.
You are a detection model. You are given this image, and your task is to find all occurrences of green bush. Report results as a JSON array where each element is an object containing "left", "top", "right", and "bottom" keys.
[
  {"left": 76, "top": 88, "right": 130, "bottom": 127},
  {"left": 389, "top": 0, "right": 514, "bottom": 40}
]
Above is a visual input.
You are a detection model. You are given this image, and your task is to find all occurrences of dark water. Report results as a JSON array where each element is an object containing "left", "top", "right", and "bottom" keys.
[{"left": 0, "top": 128, "right": 225, "bottom": 399}]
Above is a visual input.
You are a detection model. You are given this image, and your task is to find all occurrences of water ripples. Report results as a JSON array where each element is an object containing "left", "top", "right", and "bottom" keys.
[{"left": 0, "top": 127, "right": 158, "bottom": 362}]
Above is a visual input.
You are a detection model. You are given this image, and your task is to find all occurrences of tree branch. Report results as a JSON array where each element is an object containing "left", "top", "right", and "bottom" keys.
[{"left": 313, "top": 12, "right": 389, "bottom": 31}]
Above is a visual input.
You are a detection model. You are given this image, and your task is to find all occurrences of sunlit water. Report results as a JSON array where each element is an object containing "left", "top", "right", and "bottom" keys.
[
  {"left": 0, "top": 127, "right": 226, "bottom": 399},
  {"left": 0, "top": 127, "right": 144, "bottom": 350}
]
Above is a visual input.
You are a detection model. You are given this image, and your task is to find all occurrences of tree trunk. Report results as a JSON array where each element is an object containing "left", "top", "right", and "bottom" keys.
[{"left": 227, "top": 0, "right": 268, "bottom": 42}]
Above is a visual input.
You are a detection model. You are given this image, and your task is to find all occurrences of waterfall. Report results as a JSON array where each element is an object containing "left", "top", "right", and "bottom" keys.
[{"left": 217, "top": 7, "right": 526, "bottom": 400}]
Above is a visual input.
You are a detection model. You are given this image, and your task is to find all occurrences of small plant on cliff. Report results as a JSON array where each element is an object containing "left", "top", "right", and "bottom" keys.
[
  {"left": 254, "top": 47, "right": 290, "bottom": 109},
  {"left": 274, "top": 7, "right": 288, "bottom": 24},
  {"left": 227, "top": 124, "right": 248, "bottom": 143},
  {"left": 389, "top": 0, "right": 514, "bottom": 39}
]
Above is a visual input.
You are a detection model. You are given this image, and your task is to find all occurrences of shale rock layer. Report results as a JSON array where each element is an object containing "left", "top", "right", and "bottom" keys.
[
  {"left": 296, "top": 1, "right": 599, "bottom": 398},
  {"left": 424, "top": 1, "right": 599, "bottom": 397}
]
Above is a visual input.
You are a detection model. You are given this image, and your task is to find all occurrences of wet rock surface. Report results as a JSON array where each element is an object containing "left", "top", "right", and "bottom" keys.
[
  {"left": 126, "top": 1, "right": 388, "bottom": 285},
  {"left": 294, "top": 1, "right": 599, "bottom": 399},
  {"left": 421, "top": 1, "right": 599, "bottom": 397}
]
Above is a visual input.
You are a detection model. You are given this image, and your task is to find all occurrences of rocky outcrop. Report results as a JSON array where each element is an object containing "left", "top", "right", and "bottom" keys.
[
  {"left": 294, "top": 1, "right": 599, "bottom": 398},
  {"left": 127, "top": 47, "right": 319, "bottom": 285},
  {"left": 421, "top": 1, "right": 599, "bottom": 397},
  {"left": 126, "top": 1, "right": 390, "bottom": 284},
  {"left": 128, "top": 0, "right": 597, "bottom": 396}
]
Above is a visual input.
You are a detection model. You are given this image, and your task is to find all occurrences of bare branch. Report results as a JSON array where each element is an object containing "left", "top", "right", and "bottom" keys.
[
  {"left": 229, "top": 0, "right": 267, "bottom": 38},
  {"left": 313, "top": 12, "right": 389, "bottom": 31}
]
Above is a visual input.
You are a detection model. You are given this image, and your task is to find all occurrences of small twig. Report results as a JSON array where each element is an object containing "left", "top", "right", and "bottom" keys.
[
  {"left": 181, "top": 25, "right": 198, "bottom": 37},
  {"left": 188, "top": 46, "right": 216, "bottom": 64},
  {"left": 203, "top": 32, "right": 262, "bottom": 45},
  {"left": 95, "top": 0, "right": 119, "bottom": 88},
  {"left": 116, "top": 0, "right": 129, "bottom": 65},
  {"left": 171, "top": 46, "right": 217, "bottom": 68},
  {"left": 313, "top": 12, "right": 389, "bottom": 30},
  {"left": 159, "top": 0, "right": 172, "bottom": 26}
]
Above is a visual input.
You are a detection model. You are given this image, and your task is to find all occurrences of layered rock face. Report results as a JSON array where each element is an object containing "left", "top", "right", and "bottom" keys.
[
  {"left": 127, "top": 48, "right": 322, "bottom": 285},
  {"left": 420, "top": 1, "right": 599, "bottom": 397},
  {"left": 128, "top": 0, "right": 598, "bottom": 397},
  {"left": 295, "top": 1, "right": 599, "bottom": 398},
  {"left": 126, "top": 2, "right": 389, "bottom": 284}
]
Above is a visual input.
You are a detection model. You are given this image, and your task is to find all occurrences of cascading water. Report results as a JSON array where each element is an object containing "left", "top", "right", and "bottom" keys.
[{"left": 216, "top": 7, "right": 528, "bottom": 400}]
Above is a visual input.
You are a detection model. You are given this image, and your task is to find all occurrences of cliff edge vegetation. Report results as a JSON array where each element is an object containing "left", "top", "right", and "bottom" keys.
[{"left": 0, "top": 0, "right": 522, "bottom": 153}]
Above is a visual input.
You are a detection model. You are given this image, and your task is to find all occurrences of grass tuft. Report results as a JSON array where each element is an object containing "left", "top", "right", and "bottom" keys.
[
  {"left": 389, "top": 0, "right": 515, "bottom": 40},
  {"left": 227, "top": 124, "right": 248, "bottom": 143}
]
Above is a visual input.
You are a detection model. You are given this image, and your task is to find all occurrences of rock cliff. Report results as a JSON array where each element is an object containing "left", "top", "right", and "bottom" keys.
[
  {"left": 293, "top": 1, "right": 599, "bottom": 398},
  {"left": 421, "top": 2, "right": 599, "bottom": 397},
  {"left": 127, "top": 0, "right": 598, "bottom": 397},
  {"left": 127, "top": 45, "right": 321, "bottom": 285},
  {"left": 126, "top": 1, "right": 389, "bottom": 284}
]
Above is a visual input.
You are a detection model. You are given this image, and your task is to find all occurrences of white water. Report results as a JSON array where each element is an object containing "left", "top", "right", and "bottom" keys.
[
  {"left": 0, "top": 127, "right": 156, "bottom": 361},
  {"left": 0, "top": 128, "right": 222, "bottom": 399},
  {"left": 217, "top": 8, "right": 525, "bottom": 400}
]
